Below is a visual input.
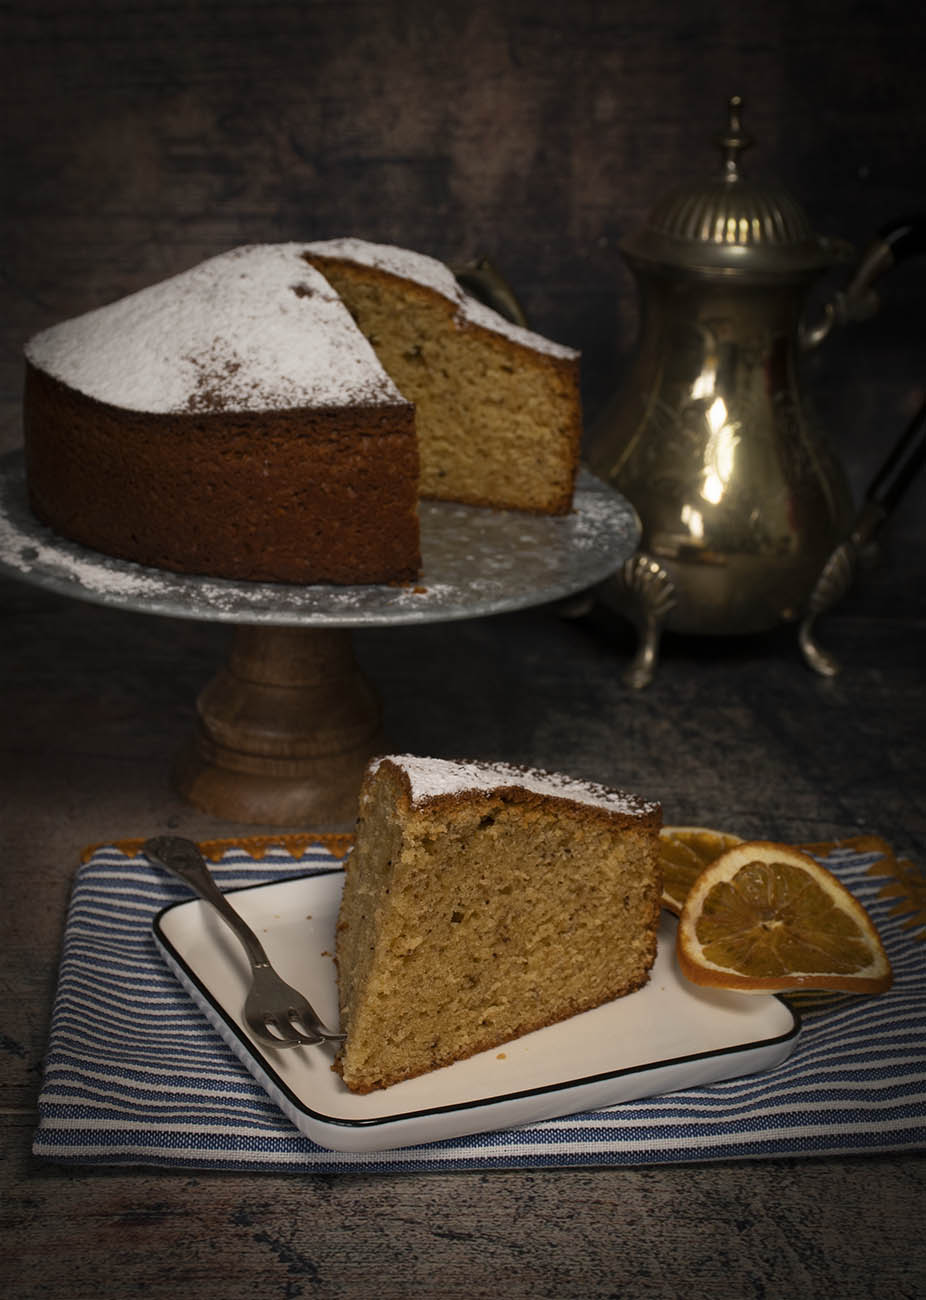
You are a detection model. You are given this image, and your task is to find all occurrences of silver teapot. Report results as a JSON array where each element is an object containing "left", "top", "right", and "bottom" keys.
[{"left": 585, "top": 96, "right": 924, "bottom": 686}]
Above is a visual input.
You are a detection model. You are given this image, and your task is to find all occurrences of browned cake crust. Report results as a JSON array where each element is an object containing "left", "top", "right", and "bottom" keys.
[
  {"left": 24, "top": 364, "right": 421, "bottom": 585},
  {"left": 335, "top": 756, "right": 663, "bottom": 1093}
]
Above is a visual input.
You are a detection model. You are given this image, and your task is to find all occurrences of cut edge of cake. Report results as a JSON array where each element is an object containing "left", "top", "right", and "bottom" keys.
[
  {"left": 303, "top": 237, "right": 580, "bottom": 361},
  {"left": 302, "top": 239, "right": 583, "bottom": 515}
]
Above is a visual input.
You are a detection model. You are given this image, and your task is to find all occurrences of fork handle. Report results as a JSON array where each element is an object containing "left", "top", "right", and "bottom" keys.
[{"left": 143, "top": 836, "right": 271, "bottom": 972}]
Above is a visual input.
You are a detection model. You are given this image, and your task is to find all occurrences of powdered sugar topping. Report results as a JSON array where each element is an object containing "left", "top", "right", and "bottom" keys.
[
  {"left": 376, "top": 754, "right": 658, "bottom": 817},
  {"left": 305, "top": 238, "right": 579, "bottom": 360},
  {"left": 25, "top": 244, "right": 407, "bottom": 414}
]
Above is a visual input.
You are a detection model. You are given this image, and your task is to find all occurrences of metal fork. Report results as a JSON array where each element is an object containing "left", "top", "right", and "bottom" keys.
[{"left": 143, "top": 835, "right": 344, "bottom": 1050}]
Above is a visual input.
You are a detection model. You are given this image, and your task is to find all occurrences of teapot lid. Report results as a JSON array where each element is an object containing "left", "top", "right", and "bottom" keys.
[{"left": 621, "top": 97, "right": 836, "bottom": 277}]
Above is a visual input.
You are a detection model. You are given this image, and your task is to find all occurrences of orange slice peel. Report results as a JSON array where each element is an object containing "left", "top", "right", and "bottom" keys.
[
  {"left": 676, "top": 840, "right": 893, "bottom": 995},
  {"left": 659, "top": 825, "right": 744, "bottom": 915}
]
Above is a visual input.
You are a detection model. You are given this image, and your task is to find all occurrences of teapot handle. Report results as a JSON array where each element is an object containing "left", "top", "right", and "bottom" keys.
[
  {"left": 800, "top": 213, "right": 926, "bottom": 350},
  {"left": 452, "top": 257, "right": 529, "bottom": 328}
]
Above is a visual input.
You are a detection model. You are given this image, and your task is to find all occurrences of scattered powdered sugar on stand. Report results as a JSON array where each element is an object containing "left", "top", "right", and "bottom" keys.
[
  {"left": 0, "top": 510, "right": 174, "bottom": 602},
  {"left": 1, "top": 454, "right": 635, "bottom": 627}
]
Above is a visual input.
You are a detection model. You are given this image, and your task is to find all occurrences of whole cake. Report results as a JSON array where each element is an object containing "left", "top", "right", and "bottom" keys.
[
  {"left": 334, "top": 754, "right": 663, "bottom": 1093},
  {"left": 304, "top": 239, "right": 582, "bottom": 514},
  {"left": 23, "top": 240, "right": 582, "bottom": 585}
]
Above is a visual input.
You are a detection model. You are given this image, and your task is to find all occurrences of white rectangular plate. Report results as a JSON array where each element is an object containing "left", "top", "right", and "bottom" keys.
[{"left": 153, "top": 870, "right": 800, "bottom": 1153}]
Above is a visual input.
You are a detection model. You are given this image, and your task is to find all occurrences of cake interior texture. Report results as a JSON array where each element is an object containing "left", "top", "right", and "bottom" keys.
[
  {"left": 303, "top": 250, "right": 582, "bottom": 514},
  {"left": 335, "top": 757, "right": 663, "bottom": 1093}
]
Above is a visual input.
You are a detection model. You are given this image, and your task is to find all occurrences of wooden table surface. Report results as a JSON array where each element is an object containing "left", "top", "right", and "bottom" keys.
[{"left": 2, "top": 544, "right": 924, "bottom": 1298}]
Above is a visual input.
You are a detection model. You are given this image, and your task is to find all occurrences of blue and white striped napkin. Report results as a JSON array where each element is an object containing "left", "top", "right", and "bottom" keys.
[{"left": 33, "top": 837, "right": 926, "bottom": 1172}]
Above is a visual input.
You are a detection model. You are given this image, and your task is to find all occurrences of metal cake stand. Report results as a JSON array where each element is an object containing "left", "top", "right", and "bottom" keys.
[{"left": 0, "top": 450, "right": 639, "bottom": 824}]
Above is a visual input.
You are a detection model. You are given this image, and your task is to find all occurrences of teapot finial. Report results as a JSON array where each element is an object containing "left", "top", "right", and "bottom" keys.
[{"left": 718, "top": 95, "right": 752, "bottom": 183}]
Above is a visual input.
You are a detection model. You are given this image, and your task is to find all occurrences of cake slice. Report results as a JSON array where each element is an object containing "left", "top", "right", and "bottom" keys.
[
  {"left": 335, "top": 754, "right": 663, "bottom": 1092},
  {"left": 303, "top": 239, "right": 583, "bottom": 514}
]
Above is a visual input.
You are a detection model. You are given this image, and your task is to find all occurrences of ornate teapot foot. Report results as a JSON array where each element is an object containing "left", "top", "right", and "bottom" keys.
[{"left": 601, "top": 553, "right": 677, "bottom": 689}]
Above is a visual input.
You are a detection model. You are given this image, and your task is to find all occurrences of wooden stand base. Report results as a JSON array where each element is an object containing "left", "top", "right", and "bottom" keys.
[{"left": 173, "top": 625, "right": 383, "bottom": 826}]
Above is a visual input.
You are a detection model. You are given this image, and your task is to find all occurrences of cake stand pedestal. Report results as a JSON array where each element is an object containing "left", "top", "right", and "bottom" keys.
[
  {"left": 0, "top": 453, "right": 639, "bottom": 825},
  {"left": 172, "top": 624, "right": 384, "bottom": 824}
]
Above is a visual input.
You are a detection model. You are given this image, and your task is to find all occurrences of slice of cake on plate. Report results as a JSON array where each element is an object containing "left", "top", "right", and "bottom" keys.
[{"left": 335, "top": 754, "right": 663, "bottom": 1092}]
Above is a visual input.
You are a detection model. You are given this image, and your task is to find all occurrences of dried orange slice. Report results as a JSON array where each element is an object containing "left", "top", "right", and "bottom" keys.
[
  {"left": 659, "top": 826, "right": 744, "bottom": 915},
  {"left": 676, "top": 841, "right": 893, "bottom": 994}
]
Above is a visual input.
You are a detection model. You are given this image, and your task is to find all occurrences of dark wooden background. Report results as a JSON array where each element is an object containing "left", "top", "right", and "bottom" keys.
[{"left": 3, "top": 0, "right": 925, "bottom": 551}]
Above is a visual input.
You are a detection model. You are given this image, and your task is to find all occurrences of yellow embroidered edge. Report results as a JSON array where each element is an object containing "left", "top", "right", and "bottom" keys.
[
  {"left": 799, "top": 834, "right": 925, "bottom": 942},
  {"left": 80, "top": 832, "right": 355, "bottom": 865}
]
